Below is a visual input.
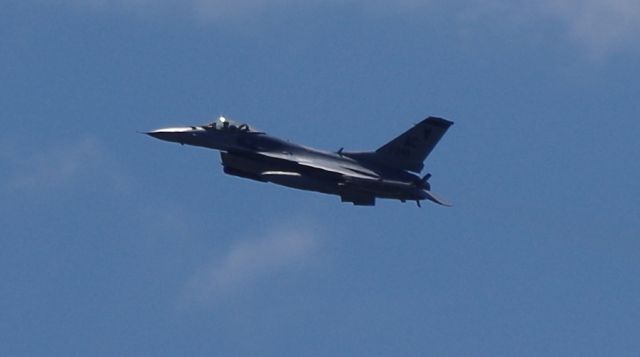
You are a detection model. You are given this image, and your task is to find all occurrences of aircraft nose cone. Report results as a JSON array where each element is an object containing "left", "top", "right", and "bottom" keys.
[
  {"left": 145, "top": 127, "right": 198, "bottom": 143},
  {"left": 146, "top": 131, "right": 163, "bottom": 138},
  {"left": 146, "top": 130, "right": 172, "bottom": 141}
]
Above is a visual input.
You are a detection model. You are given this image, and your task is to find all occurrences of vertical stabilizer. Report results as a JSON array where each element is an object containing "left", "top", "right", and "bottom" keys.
[{"left": 375, "top": 117, "right": 453, "bottom": 173}]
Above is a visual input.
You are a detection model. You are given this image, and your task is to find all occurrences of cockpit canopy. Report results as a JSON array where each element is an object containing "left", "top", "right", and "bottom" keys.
[{"left": 203, "top": 116, "right": 261, "bottom": 133}]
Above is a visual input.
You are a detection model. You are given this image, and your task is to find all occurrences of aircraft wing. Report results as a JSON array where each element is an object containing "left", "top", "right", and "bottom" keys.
[
  {"left": 296, "top": 160, "right": 379, "bottom": 180},
  {"left": 255, "top": 151, "right": 380, "bottom": 181}
]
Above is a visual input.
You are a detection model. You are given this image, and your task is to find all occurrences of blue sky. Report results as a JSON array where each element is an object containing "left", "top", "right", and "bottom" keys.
[{"left": 1, "top": 0, "right": 639, "bottom": 355}]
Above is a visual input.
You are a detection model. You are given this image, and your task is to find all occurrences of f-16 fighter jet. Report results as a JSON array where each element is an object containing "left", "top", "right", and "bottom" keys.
[{"left": 146, "top": 116, "right": 453, "bottom": 207}]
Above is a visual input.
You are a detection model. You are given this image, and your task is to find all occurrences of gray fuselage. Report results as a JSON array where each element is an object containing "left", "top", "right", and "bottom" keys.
[{"left": 147, "top": 120, "right": 430, "bottom": 205}]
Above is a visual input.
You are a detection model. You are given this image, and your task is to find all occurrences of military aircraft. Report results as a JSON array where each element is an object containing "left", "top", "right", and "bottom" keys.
[{"left": 146, "top": 116, "right": 453, "bottom": 207}]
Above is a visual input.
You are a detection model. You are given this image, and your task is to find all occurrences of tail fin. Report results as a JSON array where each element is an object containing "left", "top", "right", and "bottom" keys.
[{"left": 375, "top": 117, "right": 453, "bottom": 173}]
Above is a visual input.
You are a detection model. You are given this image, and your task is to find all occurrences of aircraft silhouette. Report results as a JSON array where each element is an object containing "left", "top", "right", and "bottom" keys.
[{"left": 147, "top": 116, "right": 453, "bottom": 207}]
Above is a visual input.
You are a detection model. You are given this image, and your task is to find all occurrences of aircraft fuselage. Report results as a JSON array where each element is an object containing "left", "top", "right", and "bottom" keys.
[{"left": 147, "top": 116, "right": 452, "bottom": 206}]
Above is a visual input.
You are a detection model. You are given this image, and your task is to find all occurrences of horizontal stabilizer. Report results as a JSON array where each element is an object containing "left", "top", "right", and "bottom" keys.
[{"left": 424, "top": 190, "right": 452, "bottom": 207}]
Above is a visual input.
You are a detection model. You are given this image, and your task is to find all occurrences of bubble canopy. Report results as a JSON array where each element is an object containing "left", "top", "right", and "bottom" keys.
[{"left": 204, "top": 116, "right": 261, "bottom": 133}]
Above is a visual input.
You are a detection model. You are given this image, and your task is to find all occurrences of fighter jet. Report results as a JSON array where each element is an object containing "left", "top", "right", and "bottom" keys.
[{"left": 146, "top": 116, "right": 453, "bottom": 207}]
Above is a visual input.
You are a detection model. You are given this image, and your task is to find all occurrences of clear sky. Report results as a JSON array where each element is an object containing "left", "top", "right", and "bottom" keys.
[{"left": 1, "top": 1, "right": 639, "bottom": 356}]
